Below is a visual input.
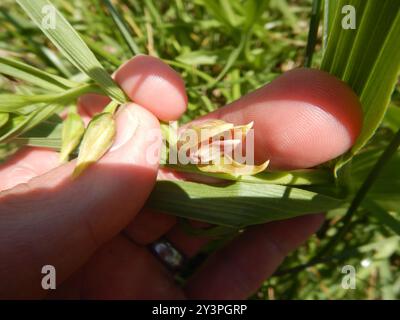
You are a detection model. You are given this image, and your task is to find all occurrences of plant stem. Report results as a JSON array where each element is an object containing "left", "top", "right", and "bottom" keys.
[
  {"left": 312, "top": 128, "right": 400, "bottom": 260},
  {"left": 304, "top": 0, "right": 322, "bottom": 67}
]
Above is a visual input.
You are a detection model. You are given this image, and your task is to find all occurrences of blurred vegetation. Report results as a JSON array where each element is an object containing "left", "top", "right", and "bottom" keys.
[{"left": 0, "top": 0, "right": 399, "bottom": 299}]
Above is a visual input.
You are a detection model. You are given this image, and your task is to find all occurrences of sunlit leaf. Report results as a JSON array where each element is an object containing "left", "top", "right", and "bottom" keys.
[
  {"left": 16, "top": 0, "right": 127, "bottom": 103},
  {"left": 149, "top": 180, "right": 344, "bottom": 228},
  {"left": 0, "top": 56, "right": 77, "bottom": 92},
  {"left": 321, "top": 0, "right": 400, "bottom": 173},
  {"left": 0, "top": 113, "right": 9, "bottom": 129}
]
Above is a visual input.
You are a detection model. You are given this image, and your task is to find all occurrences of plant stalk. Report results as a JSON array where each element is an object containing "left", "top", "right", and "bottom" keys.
[{"left": 312, "top": 128, "right": 400, "bottom": 260}]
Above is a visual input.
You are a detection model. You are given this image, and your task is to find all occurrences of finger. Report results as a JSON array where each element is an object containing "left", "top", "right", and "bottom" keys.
[
  {"left": 193, "top": 68, "right": 363, "bottom": 169},
  {"left": 50, "top": 235, "right": 185, "bottom": 299},
  {"left": 115, "top": 55, "right": 187, "bottom": 121},
  {"left": 162, "top": 69, "right": 362, "bottom": 257},
  {"left": 78, "top": 55, "right": 188, "bottom": 121},
  {"left": 122, "top": 167, "right": 220, "bottom": 247},
  {"left": 0, "top": 148, "right": 59, "bottom": 191},
  {"left": 0, "top": 103, "right": 161, "bottom": 299},
  {"left": 166, "top": 220, "right": 212, "bottom": 258},
  {"left": 184, "top": 213, "right": 324, "bottom": 299},
  {"left": 124, "top": 208, "right": 177, "bottom": 245}
]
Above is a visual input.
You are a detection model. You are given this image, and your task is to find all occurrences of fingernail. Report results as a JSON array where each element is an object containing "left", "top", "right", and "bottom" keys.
[{"left": 109, "top": 104, "right": 139, "bottom": 152}]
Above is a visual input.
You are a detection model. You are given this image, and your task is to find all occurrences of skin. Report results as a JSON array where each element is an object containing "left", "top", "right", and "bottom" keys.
[{"left": 0, "top": 55, "right": 362, "bottom": 299}]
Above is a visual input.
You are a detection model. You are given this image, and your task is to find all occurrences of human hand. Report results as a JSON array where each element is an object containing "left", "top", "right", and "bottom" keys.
[{"left": 0, "top": 55, "right": 362, "bottom": 299}]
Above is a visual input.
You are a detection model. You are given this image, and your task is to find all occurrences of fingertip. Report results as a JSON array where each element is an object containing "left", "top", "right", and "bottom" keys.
[
  {"left": 115, "top": 55, "right": 188, "bottom": 121},
  {"left": 271, "top": 68, "right": 363, "bottom": 143},
  {"left": 214, "top": 68, "right": 363, "bottom": 169},
  {"left": 105, "top": 103, "right": 161, "bottom": 171}
]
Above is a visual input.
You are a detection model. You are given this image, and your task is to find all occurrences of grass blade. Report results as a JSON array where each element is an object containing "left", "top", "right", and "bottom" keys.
[
  {"left": 0, "top": 113, "right": 9, "bottom": 129},
  {"left": 0, "top": 83, "right": 97, "bottom": 113},
  {"left": 304, "top": 0, "right": 322, "bottom": 67},
  {"left": 0, "top": 104, "right": 61, "bottom": 143},
  {"left": 321, "top": 0, "right": 400, "bottom": 172},
  {"left": 365, "top": 200, "right": 400, "bottom": 236},
  {"left": 102, "top": 0, "right": 140, "bottom": 55},
  {"left": 0, "top": 56, "right": 78, "bottom": 92},
  {"left": 16, "top": 0, "right": 127, "bottom": 103},
  {"left": 149, "top": 180, "right": 343, "bottom": 228}
]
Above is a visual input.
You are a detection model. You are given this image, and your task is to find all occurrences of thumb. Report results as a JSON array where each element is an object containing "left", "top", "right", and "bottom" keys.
[{"left": 0, "top": 103, "right": 161, "bottom": 299}]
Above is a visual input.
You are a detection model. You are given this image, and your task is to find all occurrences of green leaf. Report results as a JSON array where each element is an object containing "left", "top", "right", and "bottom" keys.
[
  {"left": 0, "top": 83, "right": 97, "bottom": 113},
  {"left": 165, "top": 164, "right": 332, "bottom": 185},
  {"left": 16, "top": 0, "right": 127, "bottom": 103},
  {"left": 383, "top": 104, "right": 400, "bottom": 132},
  {"left": 19, "top": 113, "right": 63, "bottom": 139},
  {"left": 0, "top": 113, "right": 9, "bottom": 129},
  {"left": 304, "top": 0, "right": 322, "bottom": 67},
  {"left": 0, "top": 94, "right": 41, "bottom": 112},
  {"left": 176, "top": 50, "right": 218, "bottom": 66},
  {"left": 102, "top": 0, "right": 140, "bottom": 55},
  {"left": 15, "top": 114, "right": 63, "bottom": 149},
  {"left": 15, "top": 137, "right": 62, "bottom": 149},
  {"left": 197, "top": 0, "right": 242, "bottom": 30},
  {"left": 322, "top": 0, "right": 338, "bottom": 50},
  {"left": 73, "top": 112, "right": 116, "bottom": 178},
  {"left": 0, "top": 56, "right": 78, "bottom": 92},
  {"left": 352, "top": 149, "right": 400, "bottom": 212},
  {"left": 209, "top": 32, "right": 248, "bottom": 87},
  {"left": 243, "top": 0, "right": 269, "bottom": 31},
  {"left": 59, "top": 112, "right": 85, "bottom": 163},
  {"left": 0, "top": 104, "right": 61, "bottom": 143},
  {"left": 364, "top": 200, "right": 400, "bottom": 236},
  {"left": 149, "top": 180, "right": 343, "bottom": 227},
  {"left": 321, "top": 0, "right": 400, "bottom": 172}
]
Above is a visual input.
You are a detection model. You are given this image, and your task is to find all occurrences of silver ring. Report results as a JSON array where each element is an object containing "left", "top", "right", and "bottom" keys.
[{"left": 148, "top": 238, "right": 186, "bottom": 272}]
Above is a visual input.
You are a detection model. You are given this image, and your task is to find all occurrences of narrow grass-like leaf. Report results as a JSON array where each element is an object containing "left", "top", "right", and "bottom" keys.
[
  {"left": 16, "top": 0, "right": 127, "bottom": 103},
  {"left": 304, "top": 0, "right": 322, "bottom": 67},
  {"left": 314, "top": 128, "right": 400, "bottom": 258},
  {"left": 19, "top": 113, "right": 63, "bottom": 139},
  {"left": 165, "top": 164, "right": 332, "bottom": 185},
  {"left": 209, "top": 32, "right": 248, "bottom": 87},
  {"left": 176, "top": 50, "right": 218, "bottom": 66},
  {"left": 383, "top": 105, "right": 400, "bottom": 131},
  {"left": 15, "top": 137, "right": 62, "bottom": 149},
  {"left": 149, "top": 180, "right": 343, "bottom": 228},
  {"left": 0, "top": 56, "right": 78, "bottom": 92},
  {"left": 102, "top": 0, "right": 140, "bottom": 55},
  {"left": 322, "top": 0, "right": 338, "bottom": 50},
  {"left": 15, "top": 113, "right": 63, "bottom": 149},
  {"left": 243, "top": 0, "right": 268, "bottom": 31},
  {"left": 0, "top": 94, "right": 41, "bottom": 112},
  {"left": 364, "top": 200, "right": 400, "bottom": 236},
  {"left": 321, "top": 0, "right": 400, "bottom": 172},
  {"left": 0, "top": 113, "right": 9, "bottom": 129},
  {"left": 0, "top": 83, "right": 97, "bottom": 112},
  {"left": 0, "top": 104, "right": 61, "bottom": 143}
]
